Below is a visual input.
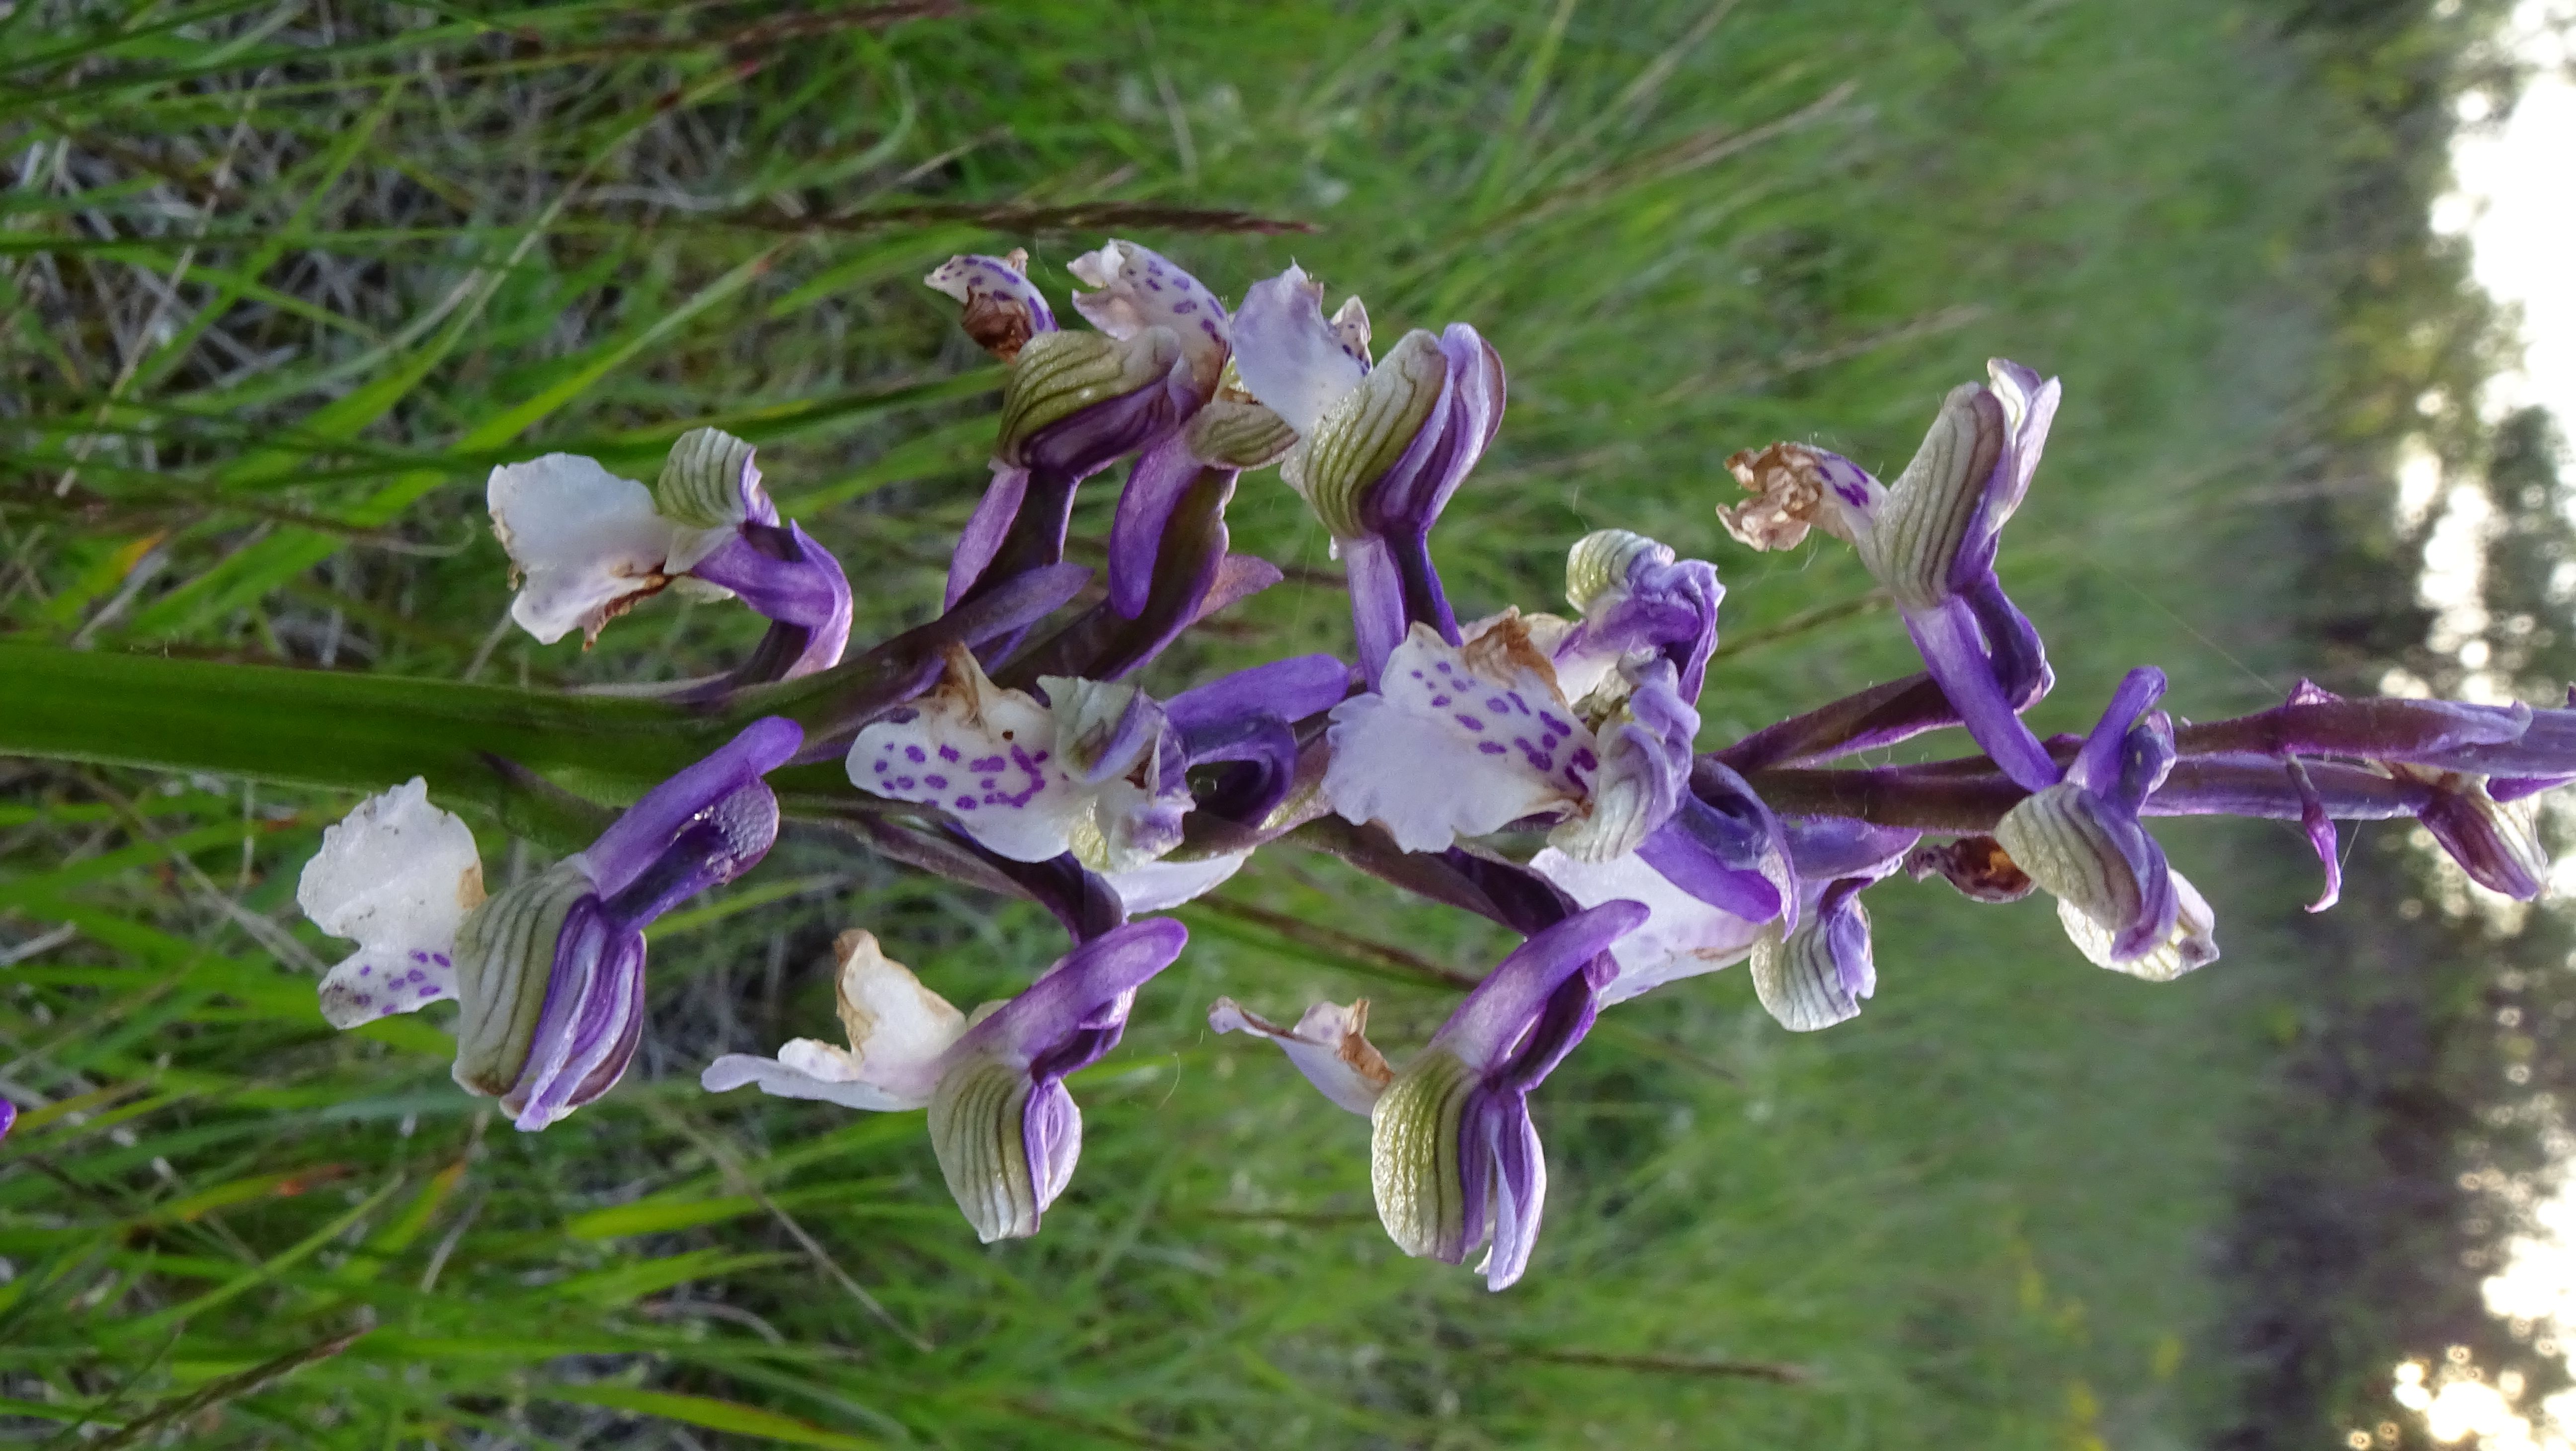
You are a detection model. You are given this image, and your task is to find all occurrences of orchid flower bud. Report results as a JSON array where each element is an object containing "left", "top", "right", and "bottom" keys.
[
  {"left": 2406, "top": 768, "right": 2550, "bottom": 898},
  {"left": 924, "top": 249, "right": 1056, "bottom": 361}
]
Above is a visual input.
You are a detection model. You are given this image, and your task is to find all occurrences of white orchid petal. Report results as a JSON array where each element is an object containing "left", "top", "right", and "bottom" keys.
[
  {"left": 700, "top": 1047, "right": 925, "bottom": 1112},
  {"left": 699, "top": 931, "right": 965, "bottom": 1112},
  {"left": 1324, "top": 620, "right": 1593, "bottom": 854},
  {"left": 299, "top": 779, "right": 483, "bottom": 1028},
  {"left": 1208, "top": 996, "right": 1392, "bottom": 1115},
  {"left": 1105, "top": 852, "right": 1249, "bottom": 913},
  {"left": 1530, "top": 847, "right": 1763, "bottom": 1005},
  {"left": 1067, "top": 239, "right": 1228, "bottom": 392},
  {"left": 487, "top": 454, "right": 680, "bottom": 645},
  {"left": 847, "top": 646, "right": 1095, "bottom": 862},
  {"left": 1232, "top": 264, "right": 1370, "bottom": 435}
]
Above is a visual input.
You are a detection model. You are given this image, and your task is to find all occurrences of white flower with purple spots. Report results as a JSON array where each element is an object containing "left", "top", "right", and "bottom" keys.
[
  {"left": 1067, "top": 239, "right": 1231, "bottom": 397},
  {"left": 298, "top": 777, "right": 485, "bottom": 1028},
  {"left": 1322, "top": 615, "right": 1604, "bottom": 854},
  {"left": 847, "top": 645, "right": 1190, "bottom": 872}
]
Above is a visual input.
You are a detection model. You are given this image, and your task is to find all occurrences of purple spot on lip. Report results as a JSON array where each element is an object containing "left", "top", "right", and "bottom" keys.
[
  {"left": 895, "top": 776, "right": 916, "bottom": 790},
  {"left": 905, "top": 746, "right": 927, "bottom": 764},
  {"left": 1478, "top": 741, "right": 1509, "bottom": 756},
  {"left": 1410, "top": 670, "right": 1425, "bottom": 679},
  {"left": 1486, "top": 697, "right": 1510, "bottom": 713},
  {"left": 410, "top": 950, "right": 427, "bottom": 962},
  {"left": 938, "top": 745, "right": 961, "bottom": 762},
  {"left": 1572, "top": 748, "right": 1599, "bottom": 771},
  {"left": 355, "top": 994, "right": 372, "bottom": 1007},
  {"left": 1506, "top": 692, "right": 1531, "bottom": 713},
  {"left": 1431, "top": 695, "right": 1451, "bottom": 708},
  {"left": 1455, "top": 714, "right": 1485, "bottom": 730},
  {"left": 1202, "top": 320, "right": 1220, "bottom": 337},
  {"left": 980, "top": 778, "right": 998, "bottom": 790},
  {"left": 925, "top": 774, "right": 948, "bottom": 789},
  {"left": 418, "top": 986, "right": 437, "bottom": 998},
  {"left": 433, "top": 954, "right": 450, "bottom": 966},
  {"left": 874, "top": 761, "right": 888, "bottom": 774},
  {"left": 1174, "top": 301, "right": 1197, "bottom": 314},
  {"left": 358, "top": 966, "right": 371, "bottom": 977},
  {"left": 970, "top": 755, "right": 1005, "bottom": 772},
  {"left": 1540, "top": 713, "right": 1572, "bottom": 734},
  {"left": 956, "top": 796, "right": 978, "bottom": 809}
]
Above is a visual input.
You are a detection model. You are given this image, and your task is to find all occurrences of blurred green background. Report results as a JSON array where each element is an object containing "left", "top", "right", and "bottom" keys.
[{"left": 0, "top": 0, "right": 2537, "bottom": 1446}]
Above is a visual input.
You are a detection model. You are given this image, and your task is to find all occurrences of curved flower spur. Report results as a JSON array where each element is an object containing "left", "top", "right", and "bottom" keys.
[{"left": 298, "top": 718, "right": 801, "bottom": 1129}]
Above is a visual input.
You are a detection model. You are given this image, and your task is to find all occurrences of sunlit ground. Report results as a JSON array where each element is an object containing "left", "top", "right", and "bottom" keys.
[{"left": 2390, "top": 1, "right": 2576, "bottom": 1443}]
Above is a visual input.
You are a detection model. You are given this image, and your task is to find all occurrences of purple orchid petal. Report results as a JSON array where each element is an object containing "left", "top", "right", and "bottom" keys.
[
  {"left": 1564, "top": 551, "right": 1724, "bottom": 705},
  {"left": 685, "top": 523, "right": 855, "bottom": 679},
  {"left": 1342, "top": 534, "right": 1412, "bottom": 686},
  {"left": 2068, "top": 667, "right": 2168, "bottom": 799},
  {"left": 1961, "top": 572, "right": 2054, "bottom": 710},
  {"left": 1233, "top": 265, "right": 1371, "bottom": 434},
  {"left": 579, "top": 717, "right": 801, "bottom": 895},
  {"left": 501, "top": 903, "right": 645, "bottom": 1129},
  {"left": 947, "top": 467, "right": 1030, "bottom": 610},
  {"left": 960, "top": 918, "right": 1189, "bottom": 1070},
  {"left": 1166, "top": 653, "right": 1352, "bottom": 734},
  {"left": 0, "top": 1097, "right": 14, "bottom": 1144},
  {"left": 1022, "top": 1077, "right": 1083, "bottom": 1216},
  {"left": 1475, "top": 1091, "right": 1550, "bottom": 1290},
  {"left": 1903, "top": 592, "right": 2060, "bottom": 794},
  {"left": 1107, "top": 434, "right": 1209, "bottom": 619},
  {"left": 1361, "top": 324, "right": 1505, "bottom": 541},
  {"left": 1640, "top": 771, "right": 1793, "bottom": 925},
  {"left": 1783, "top": 816, "right": 1922, "bottom": 882},
  {"left": 2416, "top": 778, "right": 2549, "bottom": 899},
  {"left": 1432, "top": 900, "right": 1645, "bottom": 1072},
  {"left": 2280, "top": 753, "right": 2342, "bottom": 911}
]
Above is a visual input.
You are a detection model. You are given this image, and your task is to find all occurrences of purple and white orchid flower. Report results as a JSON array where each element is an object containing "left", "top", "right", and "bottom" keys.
[
  {"left": 299, "top": 718, "right": 799, "bottom": 1128},
  {"left": 1982, "top": 667, "right": 2221, "bottom": 980},
  {"left": 488, "top": 428, "right": 852, "bottom": 681},
  {"left": 1211, "top": 899, "right": 1646, "bottom": 1290},
  {"left": 1323, "top": 610, "right": 1698, "bottom": 860},
  {"left": 1231, "top": 264, "right": 1505, "bottom": 680},
  {"left": 849, "top": 645, "right": 1346, "bottom": 875},
  {"left": 1719, "top": 359, "right": 2061, "bottom": 788},
  {"left": 930, "top": 242, "right": 1230, "bottom": 613},
  {"left": 1536, "top": 808, "right": 1914, "bottom": 1019},
  {"left": 702, "top": 918, "right": 1187, "bottom": 1242}
]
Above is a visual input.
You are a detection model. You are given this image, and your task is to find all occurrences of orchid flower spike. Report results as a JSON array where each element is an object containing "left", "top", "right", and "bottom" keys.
[
  {"left": 929, "top": 243, "right": 1230, "bottom": 612},
  {"left": 1211, "top": 900, "right": 1646, "bottom": 1290},
  {"left": 297, "top": 719, "right": 799, "bottom": 1129},
  {"left": 1231, "top": 264, "right": 1505, "bottom": 680},
  {"left": 1719, "top": 360, "right": 2062, "bottom": 789},
  {"left": 488, "top": 429, "right": 852, "bottom": 680},
  {"left": 1984, "top": 669, "right": 2221, "bottom": 980},
  {"left": 1323, "top": 611, "right": 1697, "bottom": 860},
  {"left": 702, "top": 919, "right": 1187, "bottom": 1242}
]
